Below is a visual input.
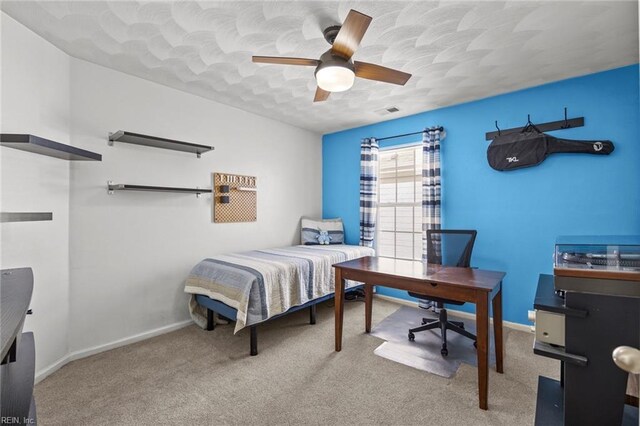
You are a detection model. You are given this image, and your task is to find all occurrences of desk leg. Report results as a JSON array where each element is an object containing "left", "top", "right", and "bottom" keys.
[
  {"left": 365, "top": 284, "right": 373, "bottom": 333},
  {"left": 335, "top": 268, "right": 345, "bottom": 352},
  {"left": 492, "top": 283, "right": 504, "bottom": 374},
  {"left": 476, "top": 292, "right": 490, "bottom": 410}
]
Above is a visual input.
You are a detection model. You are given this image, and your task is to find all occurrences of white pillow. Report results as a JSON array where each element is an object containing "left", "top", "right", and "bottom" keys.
[{"left": 300, "top": 217, "right": 344, "bottom": 245}]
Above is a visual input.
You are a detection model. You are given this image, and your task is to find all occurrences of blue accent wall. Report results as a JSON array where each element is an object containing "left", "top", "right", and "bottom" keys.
[{"left": 323, "top": 65, "right": 640, "bottom": 325}]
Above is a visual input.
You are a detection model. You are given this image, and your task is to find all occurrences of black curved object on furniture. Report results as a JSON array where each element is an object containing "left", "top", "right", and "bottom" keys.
[
  {"left": 408, "top": 230, "right": 478, "bottom": 356},
  {"left": 1, "top": 268, "right": 33, "bottom": 364},
  {"left": 1, "top": 267, "right": 37, "bottom": 424}
]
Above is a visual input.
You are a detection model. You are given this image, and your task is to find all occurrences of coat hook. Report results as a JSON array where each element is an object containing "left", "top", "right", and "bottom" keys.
[
  {"left": 495, "top": 120, "right": 501, "bottom": 136},
  {"left": 562, "top": 107, "right": 570, "bottom": 129}
]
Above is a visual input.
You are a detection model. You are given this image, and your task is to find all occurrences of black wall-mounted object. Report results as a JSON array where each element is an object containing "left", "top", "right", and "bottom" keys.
[
  {"left": 219, "top": 185, "right": 230, "bottom": 193},
  {"left": 487, "top": 131, "right": 614, "bottom": 172},
  {"left": 107, "top": 182, "right": 212, "bottom": 197},
  {"left": 108, "top": 130, "right": 214, "bottom": 158},
  {"left": 486, "top": 110, "right": 613, "bottom": 172},
  {"left": 0, "top": 134, "right": 102, "bottom": 161},
  {"left": 0, "top": 212, "right": 53, "bottom": 223},
  {"left": 219, "top": 195, "right": 230, "bottom": 204},
  {"left": 486, "top": 109, "right": 584, "bottom": 141}
]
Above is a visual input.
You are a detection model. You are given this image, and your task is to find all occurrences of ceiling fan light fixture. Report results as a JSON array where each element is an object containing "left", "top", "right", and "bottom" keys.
[
  {"left": 251, "top": 10, "right": 410, "bottom": 102},
  {"left": 316, "top": 65, "right": 355, "bottom": 92}
]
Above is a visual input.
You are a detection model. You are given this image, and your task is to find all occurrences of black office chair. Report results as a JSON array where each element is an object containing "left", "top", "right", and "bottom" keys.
[{"left": 408, "top": 229, "right": 478, "bottom": 356}]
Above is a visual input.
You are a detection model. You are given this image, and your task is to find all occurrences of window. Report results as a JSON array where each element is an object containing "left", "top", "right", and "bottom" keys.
[{"left": 377, "top": 145, "right": 422, "bottom": 260}]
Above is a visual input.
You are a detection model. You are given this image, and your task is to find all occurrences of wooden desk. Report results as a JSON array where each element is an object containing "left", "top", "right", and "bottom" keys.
[{"left": 333, "top": 256, "right": 505, "bottom": 410}]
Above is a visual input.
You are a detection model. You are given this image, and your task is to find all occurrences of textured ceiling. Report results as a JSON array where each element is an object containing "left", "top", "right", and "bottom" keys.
[{"left": 2, "top": 1, "right": 638, "bottom": 133}]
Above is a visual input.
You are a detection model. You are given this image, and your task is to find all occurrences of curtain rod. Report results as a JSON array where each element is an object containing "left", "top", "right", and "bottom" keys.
[{"left": 376, "top": 127, "right": 444, "bottom": 142}]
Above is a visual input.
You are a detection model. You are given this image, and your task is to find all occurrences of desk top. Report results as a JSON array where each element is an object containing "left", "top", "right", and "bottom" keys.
[{"left": 334, "top": 256, "right": 505, "bottom": 292}]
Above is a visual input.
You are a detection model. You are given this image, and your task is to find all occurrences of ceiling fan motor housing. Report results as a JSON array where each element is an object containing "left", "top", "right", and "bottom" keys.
[
  {"left": 323, "top": 25, "right": 341, "bottom": 45},
  {"left": 315, "top": 50, "right": 354, "bottom": 75}
]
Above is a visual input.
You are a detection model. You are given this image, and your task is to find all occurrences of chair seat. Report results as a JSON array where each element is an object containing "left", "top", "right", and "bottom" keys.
[{"left": 408, "top": 292, "right": 465, "bottom": 306}]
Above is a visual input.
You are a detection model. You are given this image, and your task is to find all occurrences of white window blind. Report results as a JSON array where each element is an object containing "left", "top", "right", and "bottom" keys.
[{"left": 377, "top": 145, "right": 422, "bottom": 261}]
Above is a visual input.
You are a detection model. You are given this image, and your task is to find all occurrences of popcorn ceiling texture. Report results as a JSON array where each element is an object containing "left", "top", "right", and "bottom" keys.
[{"left": 2, "top": 1, "right": 637, "bottom": 133}]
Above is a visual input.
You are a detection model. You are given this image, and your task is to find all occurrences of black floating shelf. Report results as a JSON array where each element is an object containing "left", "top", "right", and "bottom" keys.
[
  {"left": 107, "top": 182, "right": 212, "bottom": 196},
  {"left": 108, "top": 131, "right": 214, "bottom": 158},
  {"left": 0, "top": 134, "right": 102, "bottom": 161},
  {"left": 0, "top": 212, "right": 53, "bottom": 223}
]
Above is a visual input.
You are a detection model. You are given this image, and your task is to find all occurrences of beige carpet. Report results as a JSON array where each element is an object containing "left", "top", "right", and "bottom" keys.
[{"left": 35, "top": 298, "right": 558, "bottom": 425}]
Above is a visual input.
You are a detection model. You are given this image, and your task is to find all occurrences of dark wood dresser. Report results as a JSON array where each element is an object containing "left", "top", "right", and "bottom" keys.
[{"left": 1, "top": 267, "right": 36, "bottom": 425}]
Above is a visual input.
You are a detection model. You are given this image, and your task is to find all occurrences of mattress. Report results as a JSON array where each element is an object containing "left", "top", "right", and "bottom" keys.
[{"left": 185, "top": 244, "right": 374, "bottom": 333}]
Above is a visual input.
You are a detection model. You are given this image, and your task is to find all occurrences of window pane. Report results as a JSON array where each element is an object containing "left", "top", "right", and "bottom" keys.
[
  {"left": 379, "top": 152, "right": 397, "bottom": 168},
  {"left": 395, "top": 149, "right": 415, "bottom": 176},
  {"left": 378, "top": 231, "right": 395, "bottom": 258},
  {"left": 396, "top": 207, "right": 413, "bottom": 232},
  {"left": 379, "top": 181, "right": 396, "bottom": 203},
  {"left": 397, "top": 180, "right": 415, "bottom": 203},
  {"left": 378, "top": 207, "right": 395, "bottom": 231},
  {"left": 396, "top": 233, "right": 414, "bottom": 260}
]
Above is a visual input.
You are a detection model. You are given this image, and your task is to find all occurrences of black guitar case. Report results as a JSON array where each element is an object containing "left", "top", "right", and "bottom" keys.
[{"left": 487, "top": 125, "right": 614, "bottom": 171}]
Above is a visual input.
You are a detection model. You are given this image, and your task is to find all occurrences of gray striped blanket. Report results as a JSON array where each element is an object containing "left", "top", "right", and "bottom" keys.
[{"left": 185, "top": 244, "right": 375, "bottom": 333}]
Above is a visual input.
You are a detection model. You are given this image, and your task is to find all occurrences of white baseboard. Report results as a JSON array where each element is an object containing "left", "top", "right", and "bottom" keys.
[
  {"left": 35, "top": 319, "right": 193, "bottom": 384},
  {"left": 373, "top": 294, "right": 532, "bottom": 333}
]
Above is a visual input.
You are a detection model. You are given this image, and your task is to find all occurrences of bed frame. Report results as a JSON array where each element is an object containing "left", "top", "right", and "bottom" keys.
[{"left": 196, "top": 286, "right": 362, "bottom": 356}]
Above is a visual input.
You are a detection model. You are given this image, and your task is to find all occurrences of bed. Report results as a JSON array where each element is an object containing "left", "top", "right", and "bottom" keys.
[{"left": 184, "top": 244, "right": 374, "bottom": 355}]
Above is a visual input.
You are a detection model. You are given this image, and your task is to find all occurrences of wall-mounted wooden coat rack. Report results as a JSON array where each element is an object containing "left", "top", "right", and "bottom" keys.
[{"left": 486, "top": 108, "right": 584, "bottom": 140}]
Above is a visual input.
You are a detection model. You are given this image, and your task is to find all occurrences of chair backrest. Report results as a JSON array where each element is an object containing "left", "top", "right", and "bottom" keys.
[{"left": 426, "top": 230, "right": 477, "bottom": 267}]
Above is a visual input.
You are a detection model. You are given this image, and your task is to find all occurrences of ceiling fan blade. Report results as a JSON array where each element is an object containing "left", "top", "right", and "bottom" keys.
[
  {"left": 314, "top": 87, "right": 330, "bottom": 102},
  {"left": 252, "top": 56, "right": 320, "bottom": 66},
  {"left": 331, "top": 10, "right": 372, "bottom": 59},
  {"left": 354, "top": 61, "right": 412, "bottom": 86}
]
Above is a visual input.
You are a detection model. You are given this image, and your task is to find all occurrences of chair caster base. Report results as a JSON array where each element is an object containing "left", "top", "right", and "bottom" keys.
[{"left": 408, "top": 332, "right": 415, "bottom": 341}]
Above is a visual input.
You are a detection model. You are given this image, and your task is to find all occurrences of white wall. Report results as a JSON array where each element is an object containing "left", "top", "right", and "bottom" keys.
[
  {"left": 0, "top": 13, "right": 71, "bottom": 372},
  {"left": 1, "top": 12, "right": 322, "bottom": 376},
  {"left": 68, "top": 59, "right": 322, "bottom": 353}
]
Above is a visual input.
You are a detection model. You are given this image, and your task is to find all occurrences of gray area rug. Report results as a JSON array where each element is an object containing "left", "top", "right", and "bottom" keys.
[{"left": 371, "top": 305, "right": 496, "bottom": 378}]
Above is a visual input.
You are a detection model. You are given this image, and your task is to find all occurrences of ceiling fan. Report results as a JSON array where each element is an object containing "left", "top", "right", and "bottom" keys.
[{"left": 252, "top": 9, "right": 412, "bottom": 102}]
